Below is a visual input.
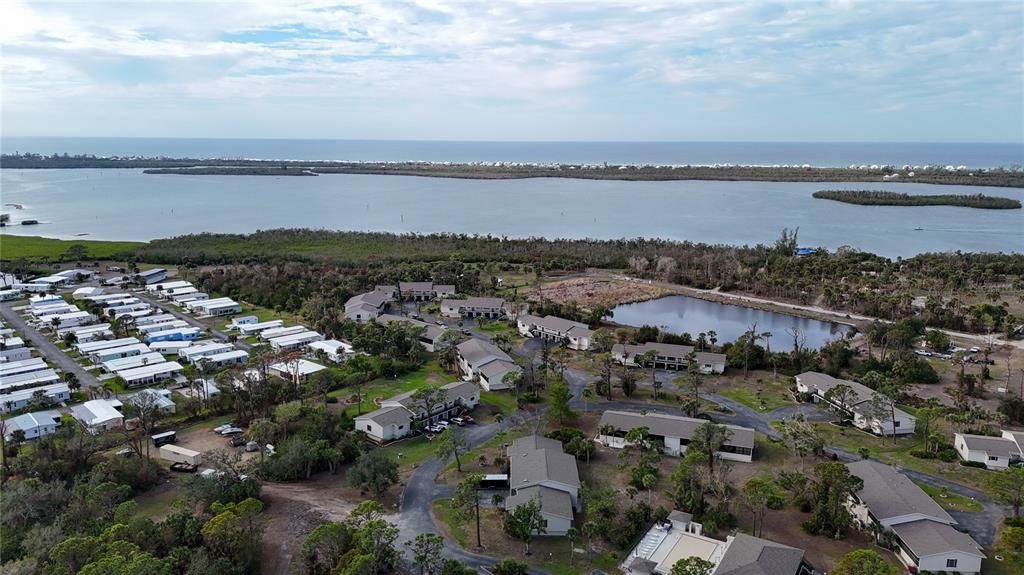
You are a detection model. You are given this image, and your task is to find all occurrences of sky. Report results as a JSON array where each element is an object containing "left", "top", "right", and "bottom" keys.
[{"left": 2, "top": 1, "right": 1022, "bottom": 142}]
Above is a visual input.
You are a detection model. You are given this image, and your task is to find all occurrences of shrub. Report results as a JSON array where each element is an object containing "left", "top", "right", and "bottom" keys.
[
  {"left": 801, "top": 520, "right": 819, "bottom": 535},
  {"left": 1004, "top": 516, "right": 1024, "bottom": 528},
  {"left": 961, "top": 461, "right": 987, "bottom": 469}
]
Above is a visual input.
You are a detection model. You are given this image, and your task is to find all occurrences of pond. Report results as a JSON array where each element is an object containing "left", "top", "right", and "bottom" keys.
[{"left": 610, "top": 295, "right": 851, "bottom": 350}]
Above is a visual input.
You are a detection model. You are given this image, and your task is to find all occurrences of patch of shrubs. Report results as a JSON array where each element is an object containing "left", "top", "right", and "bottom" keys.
[
  {"left": 910, "top": 447, "right": 958, "bottom": 463},
  {"left": 960, "top": 460, "right": 987, "bottom": 469}
]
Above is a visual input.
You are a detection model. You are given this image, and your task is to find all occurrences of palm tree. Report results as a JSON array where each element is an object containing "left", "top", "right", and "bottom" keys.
[
  {"left": 707, "top": 330, "right": 718, "bottom": 351},
  {"left": 582, "top": 387, "right": 594, "bottom": 412}
]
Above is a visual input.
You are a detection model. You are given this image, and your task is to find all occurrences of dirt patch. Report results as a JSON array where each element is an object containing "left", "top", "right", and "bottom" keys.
[
  {"left": 538, "top": 276, "right": 669, "bottom": 309},
  {"left": 258, "top": 469, "right": 404, "bottom": 575}
]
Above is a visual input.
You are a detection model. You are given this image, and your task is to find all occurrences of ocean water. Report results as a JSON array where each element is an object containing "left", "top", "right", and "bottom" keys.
[
  {"left": 1, "top": 169, "right": 1021, "bottom": 257},
  {"left": 2, "top": 137, "right": 1022, "bottom": 168}
]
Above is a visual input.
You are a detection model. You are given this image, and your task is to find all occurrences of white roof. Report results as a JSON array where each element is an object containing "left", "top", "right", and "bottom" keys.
[
  {"left": 2, "top": 382, "right": 70, "bottom": 404},
  {"left": 73, "top": 287, "right": 104, "bottom": 296},
  {"left": 101, "top": 353, "right": 166, "bottom": 372},
  {"left": 307, "top": 339, "right": 353, "bottom": 355},
  {"left": 29, "top": 294, "right": 63, "bottom": 306},
  {"left": 137, "top": 320, "right": 189, "bottom": 333},
  {"left": 6, "top": 410, "right": 61, "bottom": 434},
  {"left": 147, "top": 280, "right": 192, "bottom": 292},
  {"left": 0, "top": 369, "right": 61, "bottom": 390},
  {"left": 31, "top": 275, "right": 69, "bottom": 284},
  {"left": 181, "top": 342, "right": 232, "bottom": 358},
  {"left": 75, "top": 337, "right": 140, "bottom": 353},
  {"left": 116, "top": 361, "right": 184, "bottom": 381},
  {"left": 134, "top": 313, "right": 176, "bottom": 326},
  {"left": 0, "top": 357, "right": 48, "bottom": 376},
  {"left": 137, "top": 268, "right": 167, "bottom": 278},
  {"left": 260, "top": 325, "right": 306, "bottom": 339},
  {"left": 269, "top": 330, "right": 322, "bottom": 346},
  {"left": 270, "top": 359, "right": 326, "bottom": 377},
  {"left": 0, "top": 337, "right": 24, "bottom": 348},
  {"left": 205, "top": 349, "right": 249, "bottom": 363},
  {"left": 239, "top": 320, "right": 284, "bottom": 334},
  {"left": 203, "top": 300, "right": 241, "bottom": 310},
  {"left": 58, "top": 323, "right": 112, "bottom": 335},
  {"left": 73, "top": 399, "right": 123, "bottom": 425},
  {"left": 91, "top": 343, "right": 151, "bottom": 358}
]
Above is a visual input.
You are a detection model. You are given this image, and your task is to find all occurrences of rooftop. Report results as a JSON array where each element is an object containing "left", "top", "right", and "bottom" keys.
[
  {"left": 599, "top": 410, "right": 755, "bottom": 451},
  {"left": 847, "top": 460, "right": 953, "bottom": 524}
]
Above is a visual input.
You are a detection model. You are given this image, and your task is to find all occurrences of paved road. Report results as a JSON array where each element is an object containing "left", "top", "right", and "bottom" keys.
[{"left": 0, "top": 301, "right": 101, "bottom": 389}]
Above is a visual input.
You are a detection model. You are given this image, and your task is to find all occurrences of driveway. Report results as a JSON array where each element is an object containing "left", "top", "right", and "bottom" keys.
[{"left": 0, "top": 301, "right": 101, "bottom": 389}]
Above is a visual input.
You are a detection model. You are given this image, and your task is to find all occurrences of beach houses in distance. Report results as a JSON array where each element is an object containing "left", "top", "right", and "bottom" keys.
[
  {"left": 613, "top": 342, "right": 726, "bottom": 374},
  {"left": 517, "top": 314, "right": 593, "bottom": 351},
  {"left": 456, "top": 338, "right": 522, "bottom": 391},
  {"left": 796, "top": 372, "right": 917, "bottom": 436},
  {"left": 354, "top": 381, "right": 479, "bottom": 443},
  {"left": 847, "top": 460, "right": 984, "bottom": 574}
]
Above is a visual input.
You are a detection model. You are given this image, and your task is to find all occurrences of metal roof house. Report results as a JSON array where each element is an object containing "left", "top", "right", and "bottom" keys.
[
  {"left": 3, "top": 410, "right": 62, "bottom": 441},
  {"left": 71, "top": 399, "right": 124, "bottom": 433},
  {"left": 0, "top": 383, "right": 70, "bottom": 412},
  {"left": 135, "top": 268, "right": 168, "bottom": 285}
]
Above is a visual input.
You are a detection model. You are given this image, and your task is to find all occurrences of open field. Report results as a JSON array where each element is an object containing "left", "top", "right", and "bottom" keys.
[
  {"left": 0, "top": 234, "right": 144, "bottom": 260},
  {"left": 915, "top": 481, "right": 985, "bottom": 512},
  {"left": 328, "top": 361, "right": 455, "bottom": 416}
]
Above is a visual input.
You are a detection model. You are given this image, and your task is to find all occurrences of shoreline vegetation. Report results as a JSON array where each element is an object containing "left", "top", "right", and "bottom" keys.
[
  {"left": 1, "top": 230, "right": 1020, "bottom": 338},
  {"left": 3, "top": 153, "right": 1024, "bottom": 187},
  {"left": 813, "top": 189, "right": 1022, "bottom": 209}
]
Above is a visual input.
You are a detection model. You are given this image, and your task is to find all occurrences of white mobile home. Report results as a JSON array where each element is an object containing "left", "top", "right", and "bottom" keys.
[
  {"left": 238, "top": 320, "right": 285, "bottom": 336},
  {"left": 148, "top": 340, "right": 199, "bottom": 354},
  {"left": 307, "top": 339, "right": 354, "bottom": 362},
  {"left": 90, "top": 343, "right": 151, "bottom": 363},
  {"left": 147, "top": 280, "right": 192, "bottom": 293},
  {"left": 101, "top": 352, "right": 166, "bottom": 373},
  {"left": 259, "top": 325, "right": 306, "bottom": 340},
  {"left": 3, "top": 410, "right": 62, "bottom": 440},
  {"left": 202, "top": 301, "right": 242, "bottom": 317},
  {"left": 71, "top": 286, "right": 104, "bottom": 300},
  {"left": 954, "top": 433, "right": 1022, "bottom": 470},
  {"left": 0, "top": 337, "right": 25, "bottom": 350},
  {"left": 0, "top": 369, "right": 62, "bottom": 393},
  {"left": 269, "top": 359, "right": 326, "bottom": 382},
  {"left": 0, "top": 347, "right": 33, "bottom": 363},
  {"left": 136, "top": 320, "right": 189, "bottom": 334},
  {"left": 0, "top": 357, "right": 49, "bottom": 377},
  {"left": 0, "top": 289, "right": 23, "bottom": 302},
  {"left": 179, "top": 342, "right": 232, "bottom": 362},
  {"left": 116, "top": 361, "right": 184, "bottom": 387},
  {"left": 0, "top": 383, "right": 71, "bottom": 412},
  {"left": 74, "top": 337, "right": 140, "bottom": 355},
  {"left": 29, "top": 294, "right": 64, "bottom": 308},
  {"left": 268, "top": 330, "right": 323, "bottom": 351},
  {"left": 134, "top": 313, "right": 177, "bottom": 327},
  {"left": 198, "top": 349, "right": 249, "bottom": 369},
  {"left": 230, "top": 315, "right": 258, "bottom": 327}
]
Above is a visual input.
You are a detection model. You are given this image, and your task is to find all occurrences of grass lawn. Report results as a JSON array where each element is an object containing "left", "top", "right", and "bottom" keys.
[
  {"left": 133, "top": 482, "right": 182, "bottom": 520},
  {"left": 480, "top": 391, "right": 518, "bottom": 417},
  {"left": 382, "top": 435, "right": 439, "bottom": 468},
  {"left": 432, "top": 498, "right": 469, "bottom": 547},
  {"left": 479, "top": 321, "right": 515, "bottom": 334},
  {"left": 812, "top": 422, "right": 990, "bottom": 489},
  {"left": 718, "top": 378, "right": 794, "bottom": 412},
  {"left": 915, "top": 481, "right": 984, "bottom": 512},
  {"left": 236, "top": 303, "right": 302, "bottom": 325},
  {"left": 330, "top": 361, "right": 455, "bottom": 417},
  {"left": 984, "top": 553, "right": 1024, "bottom": 575},
  {"left": 0, "top": 234, "right": 143, "bottom": 260}
]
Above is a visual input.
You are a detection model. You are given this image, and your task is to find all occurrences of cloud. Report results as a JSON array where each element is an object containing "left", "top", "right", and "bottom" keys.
[{"left": 1, "top": 0, "right": 1021, "bottom": 141}]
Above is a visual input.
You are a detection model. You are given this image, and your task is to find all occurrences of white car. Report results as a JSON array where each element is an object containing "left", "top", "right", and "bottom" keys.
[
  {"left": 436, "top": 420, "right": 450, "bottom": 429},
  {"left": 220, "top": 427, "right": 244, "bottom": 436},
  {"left": 969, "top": 347, "right": 980, "bottom": 353}
]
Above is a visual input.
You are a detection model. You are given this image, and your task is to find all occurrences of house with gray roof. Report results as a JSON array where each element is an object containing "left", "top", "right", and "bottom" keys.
[
  {"left": 375, "top": 313, "right": 447, "bottom": 352},
  {"left": 517, "top": 314, "right": 594, "bottom": 351},
  {"left": 613, "top": 342, "right": 726, "bottom": 374},
  {"left": 505, "top": 435, "right": 580, "bottom": 536},
  {"left": 3, "top": 410, "right": 62, "bottom": 441},
  {"left": 440, "top": 296, "right": 507, "bottom": 319},
  {"left": 622, "top": 511, "right": 811, "bottom": 575},
  {"left": 456, "top": 338, "right": 521, "bottom": 391},
  {"left": 846, "top": 460, "right": 983, "bottom": 574},
  {"left": 796, "top": 371, "right": 916, "bottom": 437},
  {"left": 344, "top": 290, "right": 390, "bottom": 322},
  {"left": 355, "top": 380, "right": 479, "bottom": 444},
  {"left": 954, "top": 431, "right": 1023, "bottom": 470},
  {"left": 598, "top": 410, "right": 755, "bottom": 462}
]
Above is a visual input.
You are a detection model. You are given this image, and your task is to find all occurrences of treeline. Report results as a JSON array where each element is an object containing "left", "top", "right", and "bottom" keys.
[
  {"left": 4, "top": 154, "right": 1024, "bottom": 187},
  {"left": 813, "top": 190, "right": 1022, "bottom": 209}
]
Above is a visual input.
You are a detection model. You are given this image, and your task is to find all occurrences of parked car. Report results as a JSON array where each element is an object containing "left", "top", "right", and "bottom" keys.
[
  {"left": 451, "top": 417, "right": 467, "bottom": 426},
  {"left": 436, "top": 420, "right": 450, "bottom": 429},
  {"left": 115, "top": 447, "right": 135, "bottom": 457},
  {"left": 229, "top": 435, "right": 246, "bottom": 447},
  {"left": 245, "top": 441, "right": 260, "bottom": 452},
  {"left": 169, "top": 462, "right": 198, "bottom": 473},
  {"left": 426, "top": 424, "right": 442, "bottom": 433},
  {"left": 220, "top": 427, "right": 244, "bottom": 436},
  {"left": 461, "top": 329, "right": 472, "bottom": 335},
  {"left": 460, "top": 415, "right": 476, "bottom": 424},
  {"left": 213, "top": 423, "right": 234, "bottom": 433},
  {"left": 435, "top": 320, "right": 445, "bottom": 326},
  {"left": 969, "top": 346, "right": 980, "bottom": 353}
]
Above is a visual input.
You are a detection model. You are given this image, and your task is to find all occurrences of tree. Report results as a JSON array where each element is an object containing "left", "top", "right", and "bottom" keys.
[
  {"left": 436, "top": 427, "right": 469, "bottom": 472},
  {"left": 451, "top": 474, "right": 483, "bottom": 548},
  {"left": 492, "top": 332, "right": 513, "bottom": 353},
  {"left": 548, "top": 381, "right": 574, "bottom": 424},
  {"left": 669, "top": 556, "right": 715, "bottom": 575},
  {"left": 405, "top": 533, "right": 444, "bottom": 575},
  {"left": 411, "top": 386, "right": 445, "bottom": 427},
  {"left": 591, "top": 328, "right": 614, "bottom": 353},
  {"left": 821, "top": 383, "right": 857, "bottom": 422},
  {"left": 639, "top": 350, "right": 659, "bottom": 399},
  {"left": 831, "top": 549, "right": 898, "bottom": 575},
  {"left": 302, "top": 522, "right": 355, "bottom": 575},
  {"left": 619, "top": 366, "right": 637, "bottom": 398},
  {"left": 778, "top": 415, "right": 823, "bottom": 471},
  {"left": 742, "top": 477, "right": 783, "bottom": 537},
  {"left": 985, "top": 467, "right": 1024, "bottom": 516},
  {"left": 436, "top": 330, "right": 464, "bottom": 374},
  {"left": 349, "top": 450, "right": 399, "bottom": 497},
  {"left": 503, "top": 497, "right": 546, "bottom": 555},
  {"left": 805, "top": 462, "right": 863, "bottom": 538},
  {"left": 690, "top": 422, "right": 731, "bottom": 476},
  {"left": 502, "top": 370, "right": 523, "bottom": 396},
  {"left": 924, "top": 329, "right": 951, "bottom": 352},
  {"left": 683, "top": 352, "right": 704, "bottom": 417}
]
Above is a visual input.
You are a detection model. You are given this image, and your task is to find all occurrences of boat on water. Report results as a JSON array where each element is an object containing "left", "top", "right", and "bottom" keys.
[{"left": 914, "top": 227, "right": 924, "bottom": 231}]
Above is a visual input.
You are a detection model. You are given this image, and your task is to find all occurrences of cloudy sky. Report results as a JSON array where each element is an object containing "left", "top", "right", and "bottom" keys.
[{"left": 2, "top": 1, "right": 1022, "bottom": 142}]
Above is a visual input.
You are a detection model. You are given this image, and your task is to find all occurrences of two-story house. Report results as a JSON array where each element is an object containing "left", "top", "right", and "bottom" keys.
[{"left": 354, "top": 381, "right": 479, "bottom": 444}]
